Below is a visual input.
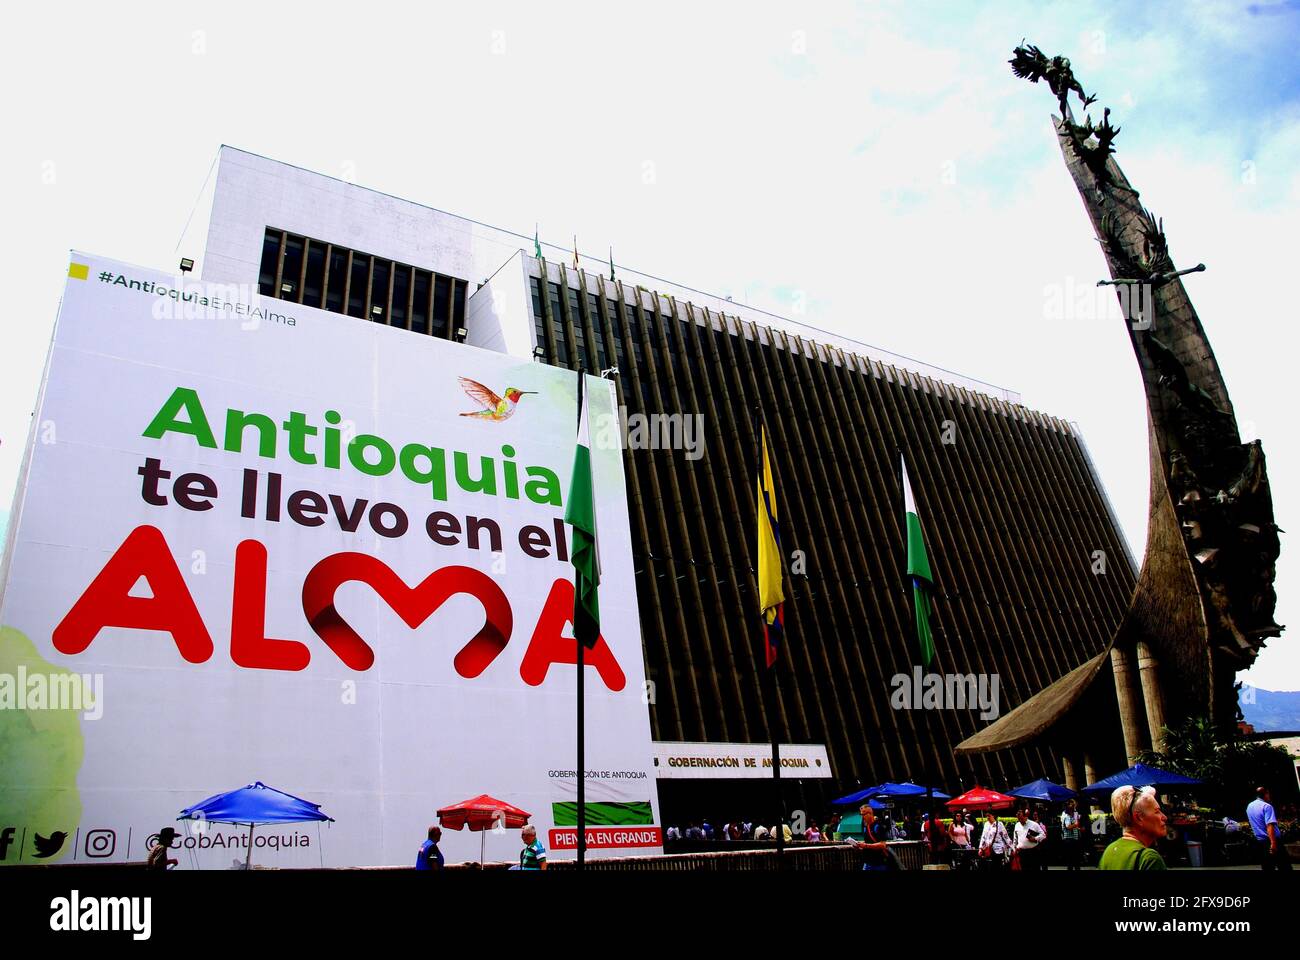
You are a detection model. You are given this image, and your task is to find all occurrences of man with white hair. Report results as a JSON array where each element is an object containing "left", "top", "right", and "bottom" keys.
[
  {"left": 519, "top": 825, "right": 547, "bottom": 871},
  {"left": 1098, "top": 785, "right": 1168, "bottom": 870}
]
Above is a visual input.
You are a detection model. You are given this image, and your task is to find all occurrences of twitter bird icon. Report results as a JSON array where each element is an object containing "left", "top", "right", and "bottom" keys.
[{"left": 33, "top": 831, "right": 67, "bottom": 859}]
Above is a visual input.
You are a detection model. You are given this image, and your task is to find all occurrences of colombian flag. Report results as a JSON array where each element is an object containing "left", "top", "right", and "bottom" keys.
[{"left": 756, "top": 424, "right": 785, "bottom": 668}]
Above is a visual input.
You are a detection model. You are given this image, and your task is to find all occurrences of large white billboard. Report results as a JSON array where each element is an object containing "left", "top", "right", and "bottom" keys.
[{"left": 0, "top": 254, "right": 660, "bottom": 866}]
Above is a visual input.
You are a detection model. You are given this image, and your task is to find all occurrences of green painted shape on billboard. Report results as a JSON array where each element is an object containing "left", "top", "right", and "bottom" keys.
[
  {"left": 0, "top": 626, "right": 84, "bottom": 864},
  {"left": 551, "top": 800, "right": 654, "bottom": 826}
]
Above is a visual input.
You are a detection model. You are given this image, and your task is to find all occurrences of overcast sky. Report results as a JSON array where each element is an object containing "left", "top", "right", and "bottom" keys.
[{"left": 2, "top": 0, "right": 1297, "bottom": 689}]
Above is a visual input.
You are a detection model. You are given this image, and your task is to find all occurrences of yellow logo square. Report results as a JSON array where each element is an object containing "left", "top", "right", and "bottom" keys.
[{"left": 68, "top": 263, "right": 90, "bottom": 281}]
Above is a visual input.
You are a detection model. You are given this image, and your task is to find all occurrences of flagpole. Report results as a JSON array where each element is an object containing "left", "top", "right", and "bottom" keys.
[
  {"left": 902, "top": 448, "right": 939, "bottom": 865},
  {"left": 756, "top": 406, "right": 785, "bottom": 867},
  {"left": 576, "top": 366, "right": 586, "bottom": 871}
]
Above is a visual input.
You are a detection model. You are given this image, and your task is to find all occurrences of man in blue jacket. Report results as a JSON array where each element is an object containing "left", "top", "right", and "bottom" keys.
[{"left": 415, "top": 826, "right": 444, "bottom": 871}]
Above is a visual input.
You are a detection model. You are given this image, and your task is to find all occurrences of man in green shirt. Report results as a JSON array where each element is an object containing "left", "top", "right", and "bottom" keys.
[
  {"left": 1099, "top": 785, "right": 1168, "bottom": 870},
  {"left": 519, "top": 825, "right": 547, "bottom": 870}
]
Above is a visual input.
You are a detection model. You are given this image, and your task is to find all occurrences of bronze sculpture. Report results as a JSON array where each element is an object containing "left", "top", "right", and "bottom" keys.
[{"left": 957, "top": 47, "right": 1283, "bottom": 773}]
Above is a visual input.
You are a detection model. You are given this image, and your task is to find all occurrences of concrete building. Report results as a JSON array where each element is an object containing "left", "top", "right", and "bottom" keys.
[{"left": 183, "top": 145, "right": 1139, "bottom": 813}]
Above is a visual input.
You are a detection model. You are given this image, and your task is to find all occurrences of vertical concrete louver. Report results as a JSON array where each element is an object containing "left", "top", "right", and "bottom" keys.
[{"left": 528, "top": 259, "right": 1135, "bottom": 793}]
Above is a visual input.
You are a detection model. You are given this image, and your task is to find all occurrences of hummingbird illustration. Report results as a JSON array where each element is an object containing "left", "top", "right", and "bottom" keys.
[{"left": 458, "top": 378, "right": 537, "bottom": 421}]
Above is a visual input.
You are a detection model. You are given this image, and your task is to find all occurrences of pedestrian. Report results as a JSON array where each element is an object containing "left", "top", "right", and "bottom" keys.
[
  {"left": 948, "top": 811, "right": 974, "bottom": 871},
  {"left": 805, "top": 822, "right": 821, "bottom": 842},
  {"left": 754, "top": 824, "right": 770, "bottom": 841},
  {"left": 1060, "top": 799, "right": 1083, "bottom": 870},
  {"left": 1098, "top": 785, "right": 1167, "bottom": 870},
  {"left": 905, "top": 812, "right": 922, "bottom": 842},
  {"left": 415, "top": 825, "right": 444, "bottom": 870},
  {"left": 827, "top": 812, "right": 842, "bottom": 840},
  {"left": 1013, "top": 807, "right": 1046, "bottom": 870},
  {"left": 922, "top": 812, "right": 949, "bottom": 863},
  {"left": 948, "top": 811, "right": 972, "bottom": 849},
  {"left": 853, "top": 803, "right": 896, "bottom": 871},
  {"left": 519, "top": 824, "right": 547, "bottom": 870},
  {"left": 1246, "top": 786, "right": 1292, "bottom": 870},
  {"left": 977, "top": 811, "right": 1012, "bottom": 872},
  {"left": 146, "top": 827, "right": 180, "bottom": 870}
]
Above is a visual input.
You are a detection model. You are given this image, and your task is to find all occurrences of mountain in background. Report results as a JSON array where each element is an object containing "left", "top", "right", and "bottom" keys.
[{"left": 1241, "top": 687, "right": 1300, "bottom": 732}]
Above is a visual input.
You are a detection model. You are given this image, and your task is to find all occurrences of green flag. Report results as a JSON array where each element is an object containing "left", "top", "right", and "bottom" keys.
[
  {"left": 609, "top": 246, "right": 615, "bottom": 281},
  {"left": 902, "top": 456, "right": 935, "bottom": 668},
  {"left": 565, "top": 372, "right": 600, "bottom": 647},
  {"left": 534, "top": 225, "right": 542, "bottom": 259}
]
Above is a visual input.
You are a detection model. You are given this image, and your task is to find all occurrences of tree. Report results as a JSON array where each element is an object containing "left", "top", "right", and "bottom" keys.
[{"left": 1134, "top": 716, "right": 1297, "bottom": 814}]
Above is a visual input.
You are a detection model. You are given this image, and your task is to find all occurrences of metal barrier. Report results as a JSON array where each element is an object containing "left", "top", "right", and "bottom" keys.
[
  {"left": 16, "top": 843, "right": 929, "bottom": 872},
  {"left": 540, "top": 841, "right": 925, "bottom": 872}
]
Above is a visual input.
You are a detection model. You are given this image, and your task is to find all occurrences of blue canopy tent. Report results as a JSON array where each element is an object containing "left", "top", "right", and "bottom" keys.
[
  {"left": 178, "top": 781, "right": 334, "bottom": 869},
  {"left": 832, "top": 793, "right": 889, "bottom": 809},
  {"left": 833, "top": 782, "right": 950, "bottom": 805},
  {"left": 833, "top": 786, "right": 884, "bottom": 806},
  {"left": 1080, "top": 763, "right": 1202, "bottom": 798},
  {"left": 876, "top": 782, "right": 951, "bottom": 801},
  {"left": 1010, "top": 778, "right": 1078, "bottom": 803}
]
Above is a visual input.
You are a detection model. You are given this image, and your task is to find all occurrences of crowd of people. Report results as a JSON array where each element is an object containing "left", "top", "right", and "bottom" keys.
[
  {"left": 657, "top": 783, "right": 1294, "bottom": 872},
  {"left": 662, "top": 809, "right": 953, "bottom": 845},
  {"left": 137, "top": 784, "right": 1291, "bottom": 871},
  {"left": 850, "top": 802, "right": 1063, "bottom": 871}
]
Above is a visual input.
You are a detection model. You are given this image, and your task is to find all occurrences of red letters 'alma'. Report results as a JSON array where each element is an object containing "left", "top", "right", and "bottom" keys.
[
  {"left": 519, "top": 578, "right": 625, "bottom": 691},
  {"left": 231, "top": 539, "right": 310, "bottom": 670},
  {"left": 302, "top": 554, "right": 512, "bottom": 676},
  {"left": 53, "top": 524, "right": 214, "bottom": 663}
]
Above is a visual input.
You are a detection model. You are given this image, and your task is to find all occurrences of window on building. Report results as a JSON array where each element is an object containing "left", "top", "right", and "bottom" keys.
[
  {"left": 280, "top": 235, "right": 305, "bottom": 301},
  {"left": 625, "top": 307, "right": 645, "bottom": 372},
  {"left": 258, "top": 230, "right": 282, "bottom": 296},
  {"left": 530, "top": 277, "right": 548, "bottom": 359},
  {"left": 547, "top": 282, "right": 569, "bottom": 367},
  {"left": 452, "top": 279, "right": 466, "bottom": 328},
  {"left": 587, "top": 293, "right": 609, "bottom": 370},
  {"left": 412, "top": 269, "right": 431, "bottom": 335},
  {"left": 369, "top": 259, "right": 391, "bottom": 322},
  {"left": 642, "top": 309, "right": 658, "bottom": 353},
  {"left": 391, "top": 265, "right": 410, "bottom": 329},
  {"left": 566, "top": 289, "right": 593, "bottom": 370},
  {"left": 433, "top": 275, "right": 452, "bottom": 338},
  {"left": 605, "top": 299, "right": 626, "bottom": 369},
  {"left": 326, "top": 248, "right": 348, "bottom": 313},
  {"left": 303, "top": 240, "right": 326, "bottom": 308},
  {"left": 347, "top": 254, "right": 369, "bottom": 318},
  {"left": 257, "top": 227, "right": 468, "bottom": 339}
]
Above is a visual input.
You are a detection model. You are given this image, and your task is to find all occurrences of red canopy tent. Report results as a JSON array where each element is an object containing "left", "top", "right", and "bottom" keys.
[
  {"left": 436, "top": 794, "right": 533, "bottom": 865},
  {"left": 944, "top": 786, "right": 1017, "bottom": 811}
]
